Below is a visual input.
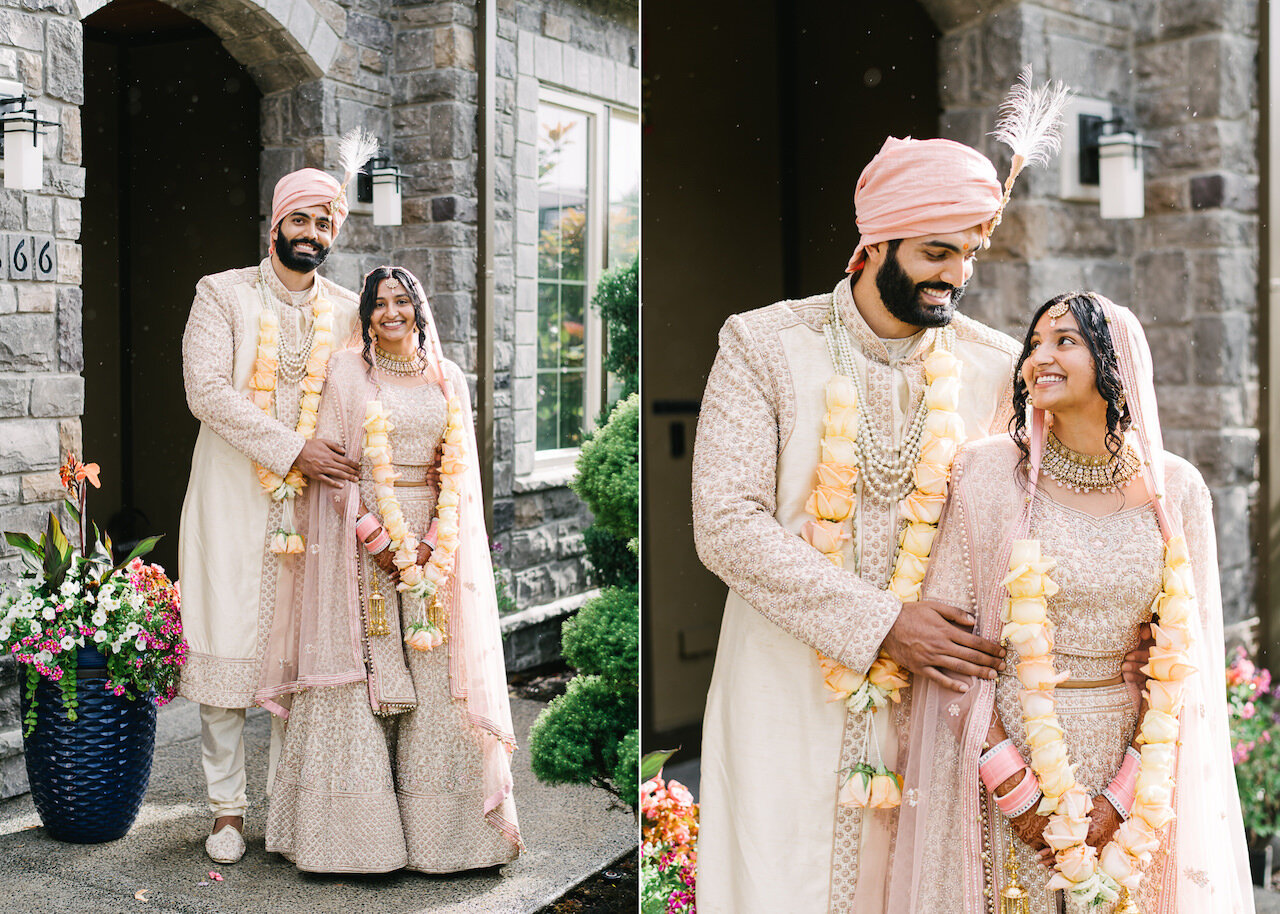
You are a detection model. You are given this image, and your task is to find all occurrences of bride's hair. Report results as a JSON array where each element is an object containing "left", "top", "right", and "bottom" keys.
[
  {"left": 1009, "top": 290, "right": 1132, "bottom": 479},
  {"left": 358, "top": 265, "right": 429, "bottom": 369}
]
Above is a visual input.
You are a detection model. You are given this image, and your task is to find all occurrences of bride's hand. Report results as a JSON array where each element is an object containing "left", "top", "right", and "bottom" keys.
[
  {"left": 1008, "top": 805, "right": 1051, "bottom": 853},
  {"left": 1121, "top": 622, "right": 1153, "bottom": 688},
  {"left": 1085, "top": 794, "right": 1121, "bottom": 849},
  {"left": 373, "top": 548, "right": 398, "bottom": 578}
]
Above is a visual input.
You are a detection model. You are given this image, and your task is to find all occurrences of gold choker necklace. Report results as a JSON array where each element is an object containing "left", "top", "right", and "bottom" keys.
[
  {"left": 374, "top": 346, "right": 427, "bottom": 376},
  {"left": 1041, "top": 433, "right": 1140, "bottom": 494}
]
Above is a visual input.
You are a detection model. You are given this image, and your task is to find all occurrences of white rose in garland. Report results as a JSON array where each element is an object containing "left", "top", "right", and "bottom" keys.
[
  {"left": 809, "top": 342, "right": 966, "bottom": 810},
  {"left": 362, "top": 394, "right": 468, "bottom": 652},
  {"left": 1002, "top": 537, "right": 1197, "bottom": 906}
]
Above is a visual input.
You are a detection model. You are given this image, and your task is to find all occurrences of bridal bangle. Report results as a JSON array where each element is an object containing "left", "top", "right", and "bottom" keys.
[
  {"left": 980, "top": 739, "right": 1043, "bottom": 818},
  {"left": 364, "top": 528, "right": 391, "bottom": 554},
  {"left": 356, "top": 512, "right": 381, "bottom": 542},
  {"left": 1102, "top": 746, "right": 1140, "bottom": 820}
]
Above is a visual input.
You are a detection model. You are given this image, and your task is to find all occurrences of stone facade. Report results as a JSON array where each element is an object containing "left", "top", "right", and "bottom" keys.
[
  {"left": 922, "top": 0, "right": 1261, "bottom": 634},
  {"left": 0, "top": 0, "right": 637, "bottom": 797}
]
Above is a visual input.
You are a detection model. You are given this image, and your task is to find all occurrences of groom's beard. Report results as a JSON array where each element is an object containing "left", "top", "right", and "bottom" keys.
[{"left": 876, "top": 248, "right": 966, "bottom": 329}]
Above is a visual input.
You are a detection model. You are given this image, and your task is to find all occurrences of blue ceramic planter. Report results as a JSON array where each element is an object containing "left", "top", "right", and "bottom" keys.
[{"left": 20, "top": 647, "right": 157, "bottom": 843}]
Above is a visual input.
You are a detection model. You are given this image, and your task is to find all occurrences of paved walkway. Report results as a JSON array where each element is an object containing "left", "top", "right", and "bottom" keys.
[{"left": 0, "top": 697, "right": 635, "bottom": 913}]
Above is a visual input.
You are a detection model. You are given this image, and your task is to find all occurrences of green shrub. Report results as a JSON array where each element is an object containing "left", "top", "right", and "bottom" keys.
[
  {"left": 592, "top": 255, "right": 638, "bottom": 400},
  {"left": 574, "top": 393, "right": 638, "bottom": 543},
  {"left": 584, "top": 525, "right": 639, "bottom": 588},
  {"left": 613, "top": 728, "right": 639, "bottom": 805},
  {"left": 529, "top": 674, "right": 637, "bottom": 797},
  {"left": 562, "top": 586, "right": 638, "bottom": 686}
]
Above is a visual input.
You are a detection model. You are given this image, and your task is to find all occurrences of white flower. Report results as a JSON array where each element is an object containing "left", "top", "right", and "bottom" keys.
[
  {"left": 91, "top": 611, "right": 106, "bottom": 627},
  {"left": 59, "top": 636, "right": 74, "bottom": 651},
  {"left": 35, "top": 650, "right": 52, "bottom": 665},
  {"left": 0, "top": 625, "right": 9, "bottom": 641},
  {"left": 41, "top": 607, "right": 55, "bottom": 621},
  {"left": 58, "top": 580, "right": 77, "bottom": 598},
  {"left": 30, "top": 622, "right": 41, "bottom": 636},
  {"left": 93, "top": 630, "right": 108, "bottom": 644},
  {"left": 134, "top": 636, "right": 147, "bottom": 652}
]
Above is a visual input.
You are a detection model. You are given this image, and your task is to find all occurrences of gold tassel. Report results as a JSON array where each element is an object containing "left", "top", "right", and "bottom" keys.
[
  {"left": 367, "top": 587, "right": 389, "bottom": 636},
  {"left": 1114, "top": 888, "right": 1142, "bottom": 914},
  {"left": 427, "top": 590, "right": 448, "bottom": 643},
  {"left": 1000, "top": 827, "right": 1030, "bottom": 914}
]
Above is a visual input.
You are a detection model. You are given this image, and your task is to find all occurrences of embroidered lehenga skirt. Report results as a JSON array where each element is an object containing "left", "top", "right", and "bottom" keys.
[{"left": 266, "top": 383, "right": 517, "bottom": 873}]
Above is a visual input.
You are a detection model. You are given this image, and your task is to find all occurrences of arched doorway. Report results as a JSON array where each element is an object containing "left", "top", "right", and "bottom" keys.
[
  {"left": 81, "top": 0, "right": 261, "bottom": 571},
  {"left": 641, "top": 0, "right": 942, "bottom": 748}
]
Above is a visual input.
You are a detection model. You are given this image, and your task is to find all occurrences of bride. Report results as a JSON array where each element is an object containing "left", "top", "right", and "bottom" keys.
[{"left": 885, "top": 292, "right": 1252, "bottom": 913}]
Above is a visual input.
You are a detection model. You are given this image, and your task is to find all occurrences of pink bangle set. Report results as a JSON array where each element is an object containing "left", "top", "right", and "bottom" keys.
[
  {"left": 994, "top": 768, "right": 1040, "bottom": 817},
  {"left": 1103, "top": 747, "right": 1141, "bottom": 816},
  {"left": 423, "top": 517, "right": 439, "bottom": 549},
  {"left": 356, "top": 513, "right": 391, "bottom": 554},
  {"left": 980, "top": 740, "right": 1042, "bottom": 818}
]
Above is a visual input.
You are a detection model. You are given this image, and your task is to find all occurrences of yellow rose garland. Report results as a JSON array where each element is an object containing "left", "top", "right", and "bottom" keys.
[
  {"left": 1003, "top": 537, "right": 1196, "bottom": 906},
  {"left": 362, "top": 394, "right": 467, "bottom": 652},
  {"left": 248, "top": 291, "right": 335, "bottom": 554},
  {"left": 812, "top": 345, "right": 966, "bottom": 810}
]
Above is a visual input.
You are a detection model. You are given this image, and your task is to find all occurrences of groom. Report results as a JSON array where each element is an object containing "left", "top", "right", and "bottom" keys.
[
  {"left": 691, "top": 136, "right": 1021, "bottom": 913},
  {"left": 178, "top": 166, "right": 361, "bottom": 864}
]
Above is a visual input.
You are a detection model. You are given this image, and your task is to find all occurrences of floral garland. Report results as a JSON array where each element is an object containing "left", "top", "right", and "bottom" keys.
[
  {"left": 362, "top": 393, "right": 466, "bottom": 651},
  {"left": 1002, "top": 537, "right": 1196, "bottom": 906},
  {"left": 811, "top": 346, "right": 966, "bottom": 809},
  {"left": 248, "top": 290, "right": 335, "bottom": 554}
]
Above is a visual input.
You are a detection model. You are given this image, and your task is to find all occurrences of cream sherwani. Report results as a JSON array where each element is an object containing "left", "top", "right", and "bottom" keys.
[
  {"left": 691, "top": 280, "right": 1018, "bottom": 914},
  {"left": 178, "top": 259, "right": 358, "bottom": 708}
]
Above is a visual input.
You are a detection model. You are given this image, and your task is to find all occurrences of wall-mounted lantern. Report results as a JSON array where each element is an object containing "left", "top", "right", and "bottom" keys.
[
  {"left": 1078, "top": 113, "right": 1157, "bottom": 221},
  {"left": 356, "top": 156, "right": 404, "bottom": 226},
  {"left": 0, "top": 79, "right": 55, "bottom": 191}
]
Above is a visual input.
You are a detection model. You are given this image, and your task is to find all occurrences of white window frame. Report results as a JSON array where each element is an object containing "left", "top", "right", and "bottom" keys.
[{"left": 532, "top": 87, "right": 615, "bottom": 471}]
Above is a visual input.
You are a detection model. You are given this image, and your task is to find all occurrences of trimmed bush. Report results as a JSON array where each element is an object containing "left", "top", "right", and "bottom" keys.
[
  {"left": 584, "top": 525, "right": 639, "bottom": 588},
  {"left": 562, "top": 585, "right": 639, "bottom": 686},
  {"left": 592, "top": 255, "right": 638, "bottom": 399},
  {"left": 613, "top": 728, "right": 639, "bottom": 805},
  {"left": 529, "top": 674, "right": 637, "bottom": 795},
  {"left": 573, "top": 393, "right": 638, "bottom": 543}
]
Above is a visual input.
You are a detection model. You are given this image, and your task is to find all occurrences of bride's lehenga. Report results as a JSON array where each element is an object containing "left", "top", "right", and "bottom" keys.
[
  {"left": 266, "top": 380, "right": 518, "bottom": 873},
  {"left": 986, "top": 498, "right": 1170, "bottom": 914}
]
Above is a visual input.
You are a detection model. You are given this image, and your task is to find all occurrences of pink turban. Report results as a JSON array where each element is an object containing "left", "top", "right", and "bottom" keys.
[
  {"left": 846, "top": 137, "right": 1002, "bottom": 273},
  {"left": 270, "top": 167, "right": 349, "bottom": 238}
]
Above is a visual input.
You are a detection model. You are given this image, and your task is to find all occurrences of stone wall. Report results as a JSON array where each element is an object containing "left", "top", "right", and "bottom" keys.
[
  {"left": 0, "top": 0, "right": 87, "bottom": 796},
  {"left": 926, "top": 0, "right": 1261, "bottom": 632}
]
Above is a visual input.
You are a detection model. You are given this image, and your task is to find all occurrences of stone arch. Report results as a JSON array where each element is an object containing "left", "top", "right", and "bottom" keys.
[{"left": 75, "top": 0, "right": 340, "bottom": 94}]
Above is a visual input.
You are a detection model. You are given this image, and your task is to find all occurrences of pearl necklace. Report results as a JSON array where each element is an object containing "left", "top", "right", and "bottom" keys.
[
  {"left": 1041, "top": 432, "right": 1140, "bottom": 493},
  {"left": 822, "top": 293, "right": 954, "bottom": 502},
  {"left": 257, "top": 266, "right": 317, "bottom": 385}
]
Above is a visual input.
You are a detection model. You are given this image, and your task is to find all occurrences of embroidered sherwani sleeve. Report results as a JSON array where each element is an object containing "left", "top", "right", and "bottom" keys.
[
  {"left": 692, "top": 315, "right": 901, "bottom": 674},
  {"left": 182, "top": 276, "right": 306, "bottom": 477}
]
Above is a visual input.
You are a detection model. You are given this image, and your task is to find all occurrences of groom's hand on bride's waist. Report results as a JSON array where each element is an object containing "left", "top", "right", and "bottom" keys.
[{"left": 881, "top": 600, "right": 1006, "bottom": 692}]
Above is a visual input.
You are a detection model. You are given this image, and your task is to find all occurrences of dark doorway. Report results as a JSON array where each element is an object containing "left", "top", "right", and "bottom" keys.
[
  {"left": 82, "top": 0, "right": 260, "bottom": 572},
  {"left": 641, "top": 0, "right": 941, "bottom": 748}
]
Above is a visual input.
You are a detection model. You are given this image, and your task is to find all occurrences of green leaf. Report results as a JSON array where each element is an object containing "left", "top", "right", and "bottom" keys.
[
  {"left": 108, "top": 534, "right": 163, "bottom": 578},
  {"left": 64, "top": 498, "right": 80, "bottom": 526},
  {"left": 640, "top": 748, "right": 678, "bottom": 783},
  {"left": 4, "top": 531, "right": 42, "bottom": 561},
  {"left": 43, "top": 513, "right": 72, "bottom": 589}
]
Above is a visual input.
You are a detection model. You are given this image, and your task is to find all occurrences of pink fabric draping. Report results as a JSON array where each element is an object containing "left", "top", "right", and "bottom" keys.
[
  {"left": 845, "top": 137, "right": 1002, "bottom": 273},
  {"left": 270, "top": 167, "right": 349, "bottom": 235},
  {"left": 886, "top": 295, "right": 1253, "bottom": 913}
]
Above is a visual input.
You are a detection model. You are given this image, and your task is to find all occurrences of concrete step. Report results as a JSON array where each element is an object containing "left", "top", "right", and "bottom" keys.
[{"left": 0, "top": 695, "right": 636, "bottom": 913}]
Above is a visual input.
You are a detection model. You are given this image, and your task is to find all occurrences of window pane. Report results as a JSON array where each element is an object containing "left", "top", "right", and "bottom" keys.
[
  {"left": 558, "top": 370, "right": 585, "bottom": 449},
  {"left": 537, "top": 281, "right": 560, "bottom": 368},
  {"left": 607, "top": 113, "right": 639, "bottom": 269},
  {"left": 561, "top": 282, "right": 585, "bottom": 368},
  {"left": 536, "top": 100, "right": 592, "bottom": 455},
  {"left": 536, "top": 372, "right": 560, "bottom": 451}
]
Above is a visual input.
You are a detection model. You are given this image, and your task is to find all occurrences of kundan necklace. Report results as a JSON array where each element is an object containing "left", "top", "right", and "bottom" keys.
[
  {"left": 374, "top": 345, "right": 429, "bottom": 377},
  {"left": 1041, "top": 432, "right": 1140, "bottom": 494},
  {"left": 248, "top": 266, "right": 335, "bottom": 554},
  {"left": 811, "top": 289, "right": 967, "bottom": 811}
]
